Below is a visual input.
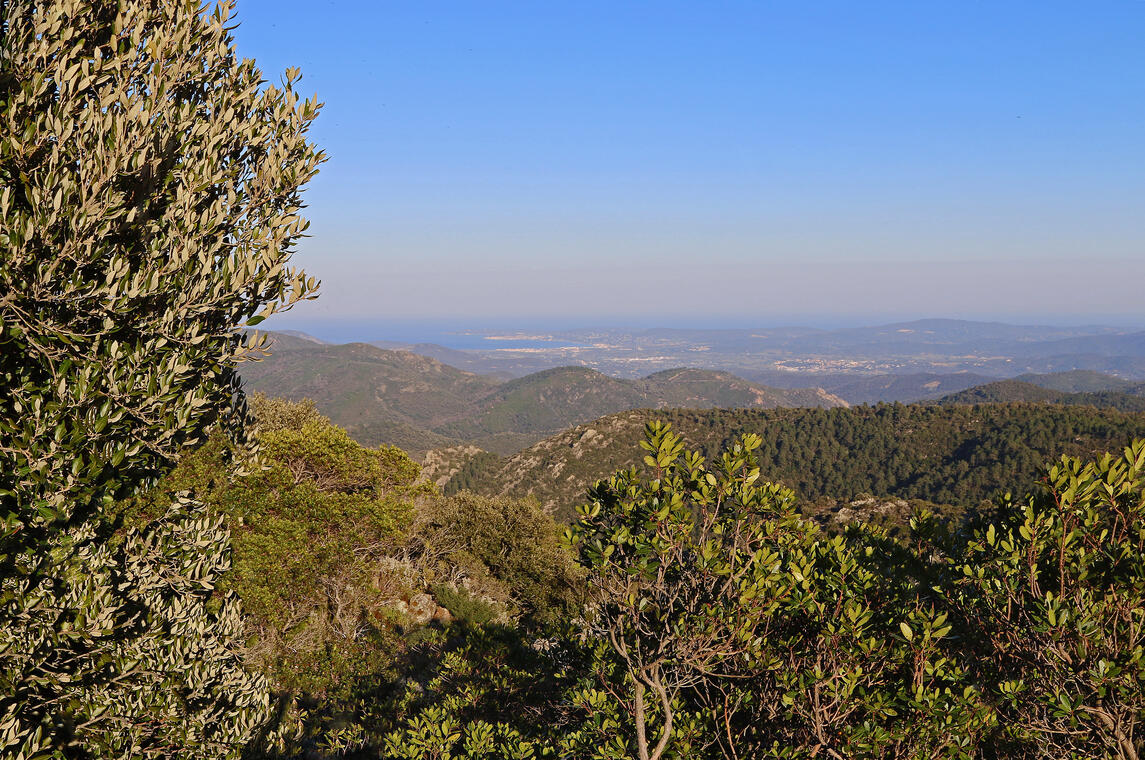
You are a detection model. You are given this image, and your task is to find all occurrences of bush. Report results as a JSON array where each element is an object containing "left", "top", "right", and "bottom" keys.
[
  {"left": 412, "top": 491, "right": 583, "bottom": 629},
  {"left": 564, "top": 422, "right": 973, "bottom": 759},
  {"left": 944, "top": 441, "right": 1145, "bottom": 757},
  {"left": 566, "top": 422, "right": 1145, "bottom": 759}
]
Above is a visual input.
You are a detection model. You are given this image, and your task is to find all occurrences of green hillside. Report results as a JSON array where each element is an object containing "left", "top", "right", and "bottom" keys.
[
  {"left": 438, "top": 366, "right": 648, "bottom": 440},
  {"left": 940, "top": 379, "right": 1145, "bottom": 412},
  {"left": 447, "top": 403, "right": 1145, "bottom": 520},
  {"left": 239, "top": 340, "right": 498, "bottom": 451},
  {"left": 1015, "top": 369, "right": 1135, "bottom": 393},
  {"left": 938, "top": 379, "right": 1064, "bottom": 404},
  {"left": 641, "top": 367, "right": 844, "bottom": 408},
  {"left": 816, "top": 372, "right": 998, "bottom": 403}
]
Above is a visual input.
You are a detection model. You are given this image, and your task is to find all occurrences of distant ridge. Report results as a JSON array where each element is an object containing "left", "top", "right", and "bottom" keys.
[
  {"left": 939, "top": 379, "right": 1145, "bottom": 412},
  {"left": 1011, "top": 330, "right": 1145, "bottom": 358},
  {"left": 1014, "top": 370, "right": 1134, "bottom": 393},
  {"left": 241, "top": 333, "right": 846, "bottom": 455},
  {"left": 799, "top": 372, "right": 998, "bottom": 404},
  {"left": 275, "top": 329, "right": 327, "bottom": 345},
  {"left": 939, "top": 380, "right": 1062, "bottom": 405}
]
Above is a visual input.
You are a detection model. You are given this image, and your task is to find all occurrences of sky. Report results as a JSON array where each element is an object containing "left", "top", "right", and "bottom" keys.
[{"left": 231, "top": 1, "right": 1145, "bottom": 334}]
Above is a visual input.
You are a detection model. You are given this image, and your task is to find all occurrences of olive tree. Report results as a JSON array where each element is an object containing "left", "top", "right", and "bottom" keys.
[{"left": 0, "top": 0, "right": 322, "bottom": 757}]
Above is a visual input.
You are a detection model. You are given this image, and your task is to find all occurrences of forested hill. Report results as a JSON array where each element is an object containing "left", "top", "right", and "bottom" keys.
[
  {"left": 1016, "top": 369, "right": 1139, "bottom": 393},
  {"left": 939, "top": 379, "right": 1145, "bottom": 411},
  {"left": 443, "top": 403, "right": 1145, "bottom": 520}
]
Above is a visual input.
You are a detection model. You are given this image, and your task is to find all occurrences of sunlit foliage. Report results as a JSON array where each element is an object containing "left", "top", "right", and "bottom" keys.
[{"left": 0, "top": 0, "right": 321, "bottom": 756}]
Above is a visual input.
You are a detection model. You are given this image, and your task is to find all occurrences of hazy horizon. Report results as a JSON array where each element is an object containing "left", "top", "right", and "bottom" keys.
[{"left": 263, "top": 313, "right": 1145, "bottom": 348}]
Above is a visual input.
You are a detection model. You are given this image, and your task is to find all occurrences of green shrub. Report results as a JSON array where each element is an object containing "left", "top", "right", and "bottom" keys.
[
  {"left": 943, "top": 440, "right": 1145, "bottom": 757},
  {"left": 564, "top": 421, "right": 974, "bottom": 759},
  {"left": 431, "top": 585, "right": 501, "bottom": 627},
  {"left": 565, "top": 422, "right": 1145, "bottom": 759},
  {"left": 413, "top": 492, "right": 582, "bottom": 629},
  {"left": 130, "top": 413, "right": 431, "bottom": 704}
]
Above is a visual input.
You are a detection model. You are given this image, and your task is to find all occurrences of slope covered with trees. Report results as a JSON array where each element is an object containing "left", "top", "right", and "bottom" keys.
[
  {"left": 1015, "top": 369, "right": 1139, "bottom": 393},
  {"left": 446, "top": 403, "right": 1145, "bottom": 520},
  {"left": 940, "top": 379, "right": 1145, "bottom": 411},
  {"left": 801, "top": 371, "right": 997, "bottom": 404}
]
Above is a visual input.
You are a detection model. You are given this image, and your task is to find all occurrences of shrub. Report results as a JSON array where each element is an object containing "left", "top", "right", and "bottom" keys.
[
  {"left": 946, "top": 441, "right": 1145, "bottom": 757},
  {"left": 412, "top": 491, "right": 583, "bottom": 629},
  {"left": 566, "top": 423, "right": 1145, "bottom": 759}
]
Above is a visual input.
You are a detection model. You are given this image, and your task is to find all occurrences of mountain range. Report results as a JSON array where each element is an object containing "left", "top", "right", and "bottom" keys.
[
  {"left": 241, "top": 328, "right": 1145, "bottom": 528},
  {"left": 240, "top": 333, "right": 846, "bottom": 454},
  {"left": 242, "top": 327, "right": 1145, "bottom": 457}
]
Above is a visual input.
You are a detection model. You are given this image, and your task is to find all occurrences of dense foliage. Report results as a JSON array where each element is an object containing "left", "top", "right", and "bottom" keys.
[
  {"left": 561, "top": 425, "right": 1145, "bottom": 758},
  {"left": 120, "top": 400, "right": 581, "bottom": 758},
  {"left": 443, "top": 450, "right": 505, "bottom": 495},
  {"left": 940, "top": 379, "right": 1145, "bottom": 412},
  {"left": 451, "top": 403, "right": 1145, "bottom": 520},
  {"left": 944, "top": 446, "right": 1145, "bottom": 757},
  {"left": 0, "top": 0, "right": 320, "bottom": 756},
  {"left": 378, "top": 423, "right": 1145, "bottom": 759},
  {"left": 565, "top": 423, "right": 988, "bottom": 759}
]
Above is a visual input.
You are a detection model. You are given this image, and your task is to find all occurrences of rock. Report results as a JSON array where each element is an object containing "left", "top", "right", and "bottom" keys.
[{"left": 408, "top": 593, "right": 436, "bottom": 624}]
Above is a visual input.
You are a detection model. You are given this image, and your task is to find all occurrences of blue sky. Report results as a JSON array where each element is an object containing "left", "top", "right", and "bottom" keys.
[{"left": 232, "top": 1, "right": 1145, "bottom": 332}]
